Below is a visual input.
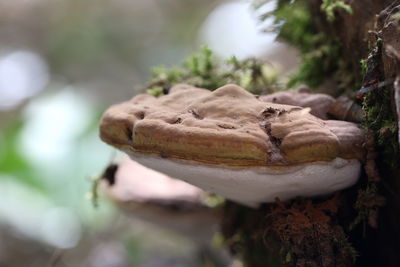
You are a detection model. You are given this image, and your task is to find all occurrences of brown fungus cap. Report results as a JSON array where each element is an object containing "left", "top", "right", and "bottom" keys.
[{"left": 100, "top": 84, "right": 365, "bottom": 167}]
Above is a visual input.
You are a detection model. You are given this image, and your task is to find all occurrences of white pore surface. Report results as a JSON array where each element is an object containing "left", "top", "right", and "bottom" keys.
[{"left": 127, "top": 152, "right": 361, "bottom": 207}]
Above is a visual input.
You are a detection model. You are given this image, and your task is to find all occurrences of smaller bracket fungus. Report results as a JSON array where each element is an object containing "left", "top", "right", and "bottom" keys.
[
  {"left": 100, "top": 84, "right": 365, "bottom": 207},
  {"left": 103, "top": 159, "right": 218, "bottom": 245}
]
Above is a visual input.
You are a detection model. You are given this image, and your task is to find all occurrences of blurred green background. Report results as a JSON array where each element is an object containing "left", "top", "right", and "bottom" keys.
[{"left": 0, "top": 0, "right": 295, "bottom": 266}]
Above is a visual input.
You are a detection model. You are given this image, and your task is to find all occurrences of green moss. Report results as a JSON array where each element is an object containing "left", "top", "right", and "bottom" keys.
[
  {"left": 145, "top": 46, "right": 279, "bottom": 95},
  {"left": 390, "top": 12, "right": 400, "bottom": 20},
  {"left": 146, "top": 86, "right": 164, "bottom": 97},
  {"left": 89, "top": 175, "right": 101, "bottom": 208},
  {"left": 321, "top": 0, "right": 353, "bottom": 22},
  {"left": 273, "top": 0, "right": 316, "bottom": 52},
  {"left": 350, "top": 41, "right": 398, "bottom": 231},
  {"left": 359, "top": 39, "right": 400, "bottom": 169},
  {"left": 288, "top": 41, "right": 343, "bottom": 88},
  {"left": 258, "top": 0, "right": 355, "bottom": 90},
  {"left": 331, "top": 233, "right": 359, "bottom": 263},
  {"left": 360, "top": 58, "right": 368, "bottom": 76},
  {"left": 362, "top": 88, "right": 400, "bottom": 169}
]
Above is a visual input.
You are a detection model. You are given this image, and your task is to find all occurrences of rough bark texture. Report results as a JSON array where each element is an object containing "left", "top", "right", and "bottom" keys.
[
  {"left": 221, "top": 196, "right": 356, "bottom": 267},
  {"left": 221, "top": 195, "right": 359, "bottom": 267}
]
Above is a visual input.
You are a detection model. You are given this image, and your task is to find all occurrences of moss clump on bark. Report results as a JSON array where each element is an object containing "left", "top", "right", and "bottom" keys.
[
  {"left": 320, "top": 0, "right": 353, "bottom": 22},
  {"left": 360, "top": 40, "right": 400, "bottom": 169},
  {"left": 258, "top": 0, "right": 355, "bottom": 91},
  {"left": 145, "top": 46, "right": 279, "bottom": 96},
  {"left": 363, "top": 89, "right": 399, "bottom": 169}
]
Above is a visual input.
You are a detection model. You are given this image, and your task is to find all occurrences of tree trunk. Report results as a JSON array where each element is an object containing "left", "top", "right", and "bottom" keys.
[
  {"left": 308, "top": 1, "right": 400, "bottom": 266},
  {"left": 221, "top": 1, "right": 400, "bottom": 266}
]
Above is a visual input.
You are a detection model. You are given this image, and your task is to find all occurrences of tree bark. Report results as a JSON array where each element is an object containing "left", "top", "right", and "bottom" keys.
[
  {"left": 222, "top": 1, "right": 400, "bottom": 266},
  {"left": 308, "top": 1, "right": 400, "bottom": 266}
]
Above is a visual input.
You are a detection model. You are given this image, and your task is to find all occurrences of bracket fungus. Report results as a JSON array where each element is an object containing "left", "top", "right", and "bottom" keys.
[
  {"left": 103, "top": 158, "right": 218, "bottom": 245},
  {"left": 100, "top": 84, "right": 365, "bottom": 207}
]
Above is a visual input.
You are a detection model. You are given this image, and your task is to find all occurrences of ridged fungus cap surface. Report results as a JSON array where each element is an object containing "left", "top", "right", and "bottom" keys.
[
  {"left": 100, "top": 84, "right": 365, "bottom": 167},
  {"left": 259, "top": 90, "right": 335, "bottom": 119}
]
